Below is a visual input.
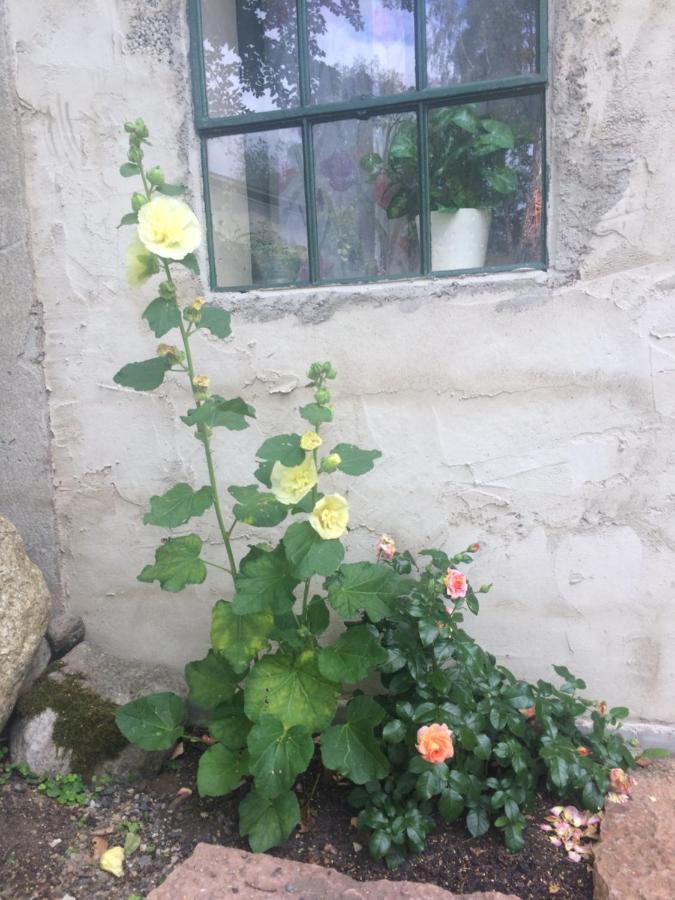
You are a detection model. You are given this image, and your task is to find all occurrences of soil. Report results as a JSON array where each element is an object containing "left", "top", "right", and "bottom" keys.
[{"left": 0, "top": 744, "right": 592, "bottom": 900}]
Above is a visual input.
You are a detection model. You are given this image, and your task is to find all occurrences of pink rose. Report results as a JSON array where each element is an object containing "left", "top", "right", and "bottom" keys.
[
  {"left": 376, "top": 534, "right": 396, "bottom": 561},
  {"left": 444, "top": 568, "right": 467, "bottom": 600}
]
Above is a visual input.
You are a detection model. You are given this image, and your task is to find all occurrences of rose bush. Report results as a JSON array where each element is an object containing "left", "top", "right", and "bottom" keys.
[{"left": 111, "top": 118, "right": 665, "bottom": 865}]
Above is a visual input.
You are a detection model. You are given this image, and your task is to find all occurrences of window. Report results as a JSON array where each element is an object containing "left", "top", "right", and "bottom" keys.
[{"left": 189, "top": 0, "right": 547, "bottom": 290}]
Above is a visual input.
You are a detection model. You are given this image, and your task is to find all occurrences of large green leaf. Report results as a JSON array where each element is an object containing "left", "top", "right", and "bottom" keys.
[
  {"left": 114, "top": 357, "right": 171, "bottom": 392},
  {"left": 256, "top": 434, "right": 304, "bottom": 467},
  {"left": 244, "top": 651, "right": 338, "bottom": 732},
  {"left": 228, "top": 485, "right": 288, "bottom": 528},
  {"left": 197, "top": 743, "right": 248, "bottom": 797},
  {"left": 231, "top": 545, "right": 299, "bottom": 615},
  {"left": 283, "top": 521, "right": 344, "bottom": 579},
  {"left": 210, "top": 599, "right": 273, "bottom": 673},
  {"left": 438, "top": 788, "right": 465, "bottom": 823},
  {"left": 247, "top": 715, "right": 314, "bottom": 798},
  {"left": 320, "top": 696, "right": 389, "bottom": 785},
  {"left": 239, "top": 789, "right": 300, "bottom": 853},
  {"left": 185, "top": 650, "right": 238, "bottom": 709},
  {"left": 142, "top": 297, "right": 181, "bottom": 337},
  {"left": 325, "top": 562, "right": 402, "bottom": 622},
  {"left": 115, "top": 692, "right": 185, "bottom": 751},
  {"left": 485, "top": 166, "right": 518, "bottom": 195},
  {"left": 299, "top": 403, "right": 333, "bottom": 427},
  {"left": 143, "top": 484, "right": 213, "bottom": 527},
  {"left": 197, "top": 304, "right": 231, "bottom": 338},
  {"left": 181, "top": 396, "right": 255, "bottom": 430},
  {"left": 209, "top": 709, "right": 252, "bottom": 750},
  {"left": 329, "top": 443, "right": 382, "bottom": 476},
  {"left": 254, "top": 459, "right": 274, "bottom": 488},
  {"left": 317, "top": 625, "right": 387, "bottom": 684},
  {"left": 138, "top": 535, "right": 206, "bottom": 592}
]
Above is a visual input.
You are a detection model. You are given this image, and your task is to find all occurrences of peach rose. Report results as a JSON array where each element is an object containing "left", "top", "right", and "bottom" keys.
[
  {"left": 416, "top": 723, "right": 454, "bottom": 764},
  {"left": 576, "top": 746, "right": 590, "bottom": 757},
  {"left": 609, "top": 768, "right": 634, "bottom": 796},
  {"left": 444, "top": 568, "right": 467, "bottom": 600},
  {"left": 518, "top": 706, "right": 536, "bottom": 719}
]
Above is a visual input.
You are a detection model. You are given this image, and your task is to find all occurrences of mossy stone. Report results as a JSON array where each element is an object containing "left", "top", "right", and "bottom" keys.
[{"left": 16, "top": 668, "right": 128, "bottom": 777}]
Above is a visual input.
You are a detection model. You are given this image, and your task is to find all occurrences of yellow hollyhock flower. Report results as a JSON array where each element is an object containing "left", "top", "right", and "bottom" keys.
[
  {"left": 192, "top": 374, "right": 210, "bottom": 390},
  {"left": 300, "top": 431, "right": 322, "bottom": 451},
  {"left": 137, "top": 196, "right": 201, "bottom": 260},
  {"left": 309, "top": 494, "right": 349, "bottom": 540},
  {"left": 271, "top": 454, "right": 318, "bottom": 505},
  {"left": 126, "top": 237, "right": 159, "bottom": 286},
  {"left": 99, "top": 846, "right": 125, "bottom": 878}
]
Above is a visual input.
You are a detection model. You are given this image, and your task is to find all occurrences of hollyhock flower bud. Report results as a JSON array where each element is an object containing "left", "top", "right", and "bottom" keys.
[
  {"left": 300, "top": 431, "right": 322, "bottom": 451},
  {"left": 416, "top": 723, "right": 454, "bottom": 764},
  {"left": 320, "top": 453, "right": 341, "bottom": 473},
  {"left": 147, "top": 165, "right": 165, "bottom": 186},
  {"left": 192, "top": 374, "right": 210, "bottom": 390},
  {"left": 469, "top": 542, "right": 480, "bottom": 552}
]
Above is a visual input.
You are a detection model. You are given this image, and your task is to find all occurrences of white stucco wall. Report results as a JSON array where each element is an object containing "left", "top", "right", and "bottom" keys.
[{"left": 5, "top": 0, "right": 675, "bottom": 725}]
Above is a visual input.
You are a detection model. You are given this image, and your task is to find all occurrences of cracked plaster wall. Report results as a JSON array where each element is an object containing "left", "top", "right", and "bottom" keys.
[
  {"left": 0, "top": 0, "right": 61, "bottom": 601},
  {"left": 4, "top": 0, "right": 675, "bottom": 723}
]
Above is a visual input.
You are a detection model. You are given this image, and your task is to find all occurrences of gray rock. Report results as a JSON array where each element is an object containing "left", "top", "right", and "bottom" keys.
[
  {"left": 20, "top": 638, "right": 52, "bottom": 696},
  {"left": 47, "top": 611, "right": 85, "bottom": 656},
  {"left": 10, "top": 640, "right": 186, "bottom": 779},
  {"left": 0, "top": 516, "right": 51, "bottom": 731}
]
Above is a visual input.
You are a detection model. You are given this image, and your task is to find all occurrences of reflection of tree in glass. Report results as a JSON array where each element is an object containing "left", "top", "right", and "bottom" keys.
[{"left": 427, "top": 0, "right": 537, "bottom": 85}]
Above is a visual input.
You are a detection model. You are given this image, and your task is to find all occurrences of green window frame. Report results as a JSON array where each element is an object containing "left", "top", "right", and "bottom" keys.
[{"left": 188, "top": 0, "right": 548, "bottom": 292}]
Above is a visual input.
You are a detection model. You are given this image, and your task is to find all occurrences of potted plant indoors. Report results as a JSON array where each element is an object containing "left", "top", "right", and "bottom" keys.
[
  {"left": 249, "top": 224, "right": 306, "bottom": 285},
  {"left": 361, "top": 105, "right": 520, "bottom": 271}
]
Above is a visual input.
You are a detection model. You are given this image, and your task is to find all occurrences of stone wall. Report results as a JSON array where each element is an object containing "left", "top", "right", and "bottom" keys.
[{"left": 4, "top": 0, "right": 674, "bottom": 725}]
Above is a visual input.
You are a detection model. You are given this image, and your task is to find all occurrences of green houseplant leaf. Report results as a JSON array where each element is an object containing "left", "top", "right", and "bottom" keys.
[
  {"left": 142, "top": 297, "right": 181, "bottom": 337},
  {"left": 317, "top": 625, "right": 387, "bottom": 683},
  {"left": 283, "top": 521, "right": 344, "bottom": 579},
  {"left": 197, "top": 743, "right": 248, "bottom": 797},
  {"left": 228, "top": 485, "right": 288, "bottom": 528},
  {"left": 320, "top": 696, "right": 389, "bottom": 784},
  {"left": 210, "top": 599, "right": 273, "bottom": 674},
  {"left": 185, "top": 650, "right": 238, "bottom": 709},
  {"left": 247, "top": 715, "right": 314, "bottom": 798},
  {"left": 143, "top": 484, "right": 213, "bottom": 527},
  {"left": 329, "top": 443, "right": 382, "bottom": 476},
  {"left": 115, "top": 692, "right": 185, "bottom": 751},
  {"left": 239, "top": 789, "right": 300, "bottom": 853},
  {"left": 244, "top": 651, "right": 338, "bottom": 731},
  {"left": 138, "top": 535, "right": 206, "bottom": 592},
  {"left": 325, "top": 562, "right": 403, "bottom": 622},
  {"left": 231, "top": 544, "right": 299, "bottom": 615},
  {"left": 113, "top": 357, "right": 171, "bottom": 392}
]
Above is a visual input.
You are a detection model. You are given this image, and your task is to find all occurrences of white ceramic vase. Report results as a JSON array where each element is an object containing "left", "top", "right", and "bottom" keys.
[{"left": 422, "top": 208, "right": 492, "bottom": 271}]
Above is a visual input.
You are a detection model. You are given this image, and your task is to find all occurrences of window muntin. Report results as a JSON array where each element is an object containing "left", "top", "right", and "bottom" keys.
[{"left": 191, "top": 0, "right": 547, "bottom": 290}]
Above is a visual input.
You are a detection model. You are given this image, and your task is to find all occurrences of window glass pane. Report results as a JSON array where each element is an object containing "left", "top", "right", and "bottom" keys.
[
  {"left": 307, "top": 0, "right": 415, "bottom": 105},
  {"left": 201, "top": 0, "right": 300, "bottom": 117},
  {"left": 313, "top": 113, "right": 420, "bottom": 281},
  {"left": 206, "top": 128, "right": 308, "bottom": 287},
  {"left": 426, "top": 0, "right": 538, "bottom": 87},
  {"left": 427, "top": 93, "right": 543, "bottom": 272}
]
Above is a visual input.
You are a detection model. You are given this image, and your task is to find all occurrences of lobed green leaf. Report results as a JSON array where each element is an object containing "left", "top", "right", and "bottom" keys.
[
  {"left": 114, "top": 357, "right": 171, "bottom": 392},
  {"left": 143, "top": 483, "right": 213, "bottom": 528},
  {"left": 138, "top": 534, "right": 206, "bottom": 592},
  {"left": 115, "top": 692, "right": 185, "bottom": 751}
]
